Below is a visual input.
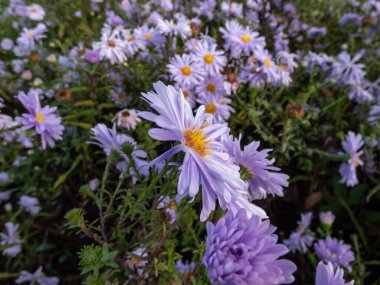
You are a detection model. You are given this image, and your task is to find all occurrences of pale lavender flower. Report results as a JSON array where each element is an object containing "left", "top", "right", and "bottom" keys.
[
  {"left": 254, "top": 48, "right": 280, "bottom": 83},
  {"left": 193, "top": 0, "right": 216, "bottom": 20},
  {"left": 0, "top": 172, "right": 11, "bottom": 184},
  {"left": 339, "top": 13, "right": 363, "bottom": 26},
  {"left": 307, "top": 27, "right": 327, "bottom": 38},
  {"left": 126, "top": 248, "right": 147, "bottom": 276},
  {"left": 303, "top": 51, "right": 333, "bottom": 72},
  {"left": 138, "top": 82, "right": 266, "bottom": 221},
  {"left": 1, "top": 38, "right": 14, "bottom": 50},
  {"left": 114, "top": 108, "right": 141, "bottom": 130},
  {"left": 156, "top": 19, "right": 191, "bottom": 40},
  {"left": 26, "top": 4, "right": 45, "bottom": 21},
  {"left": 134, "top": 25, "right": 166, "bottom": 49},
  {"left": 88, "top": 178, "right": 99, "bottom": 191},
  {"left": 347, "top": 83, "right": 373, "bottom": 104},
  {"left": 196, "top": 75, "right": 226, "bottom": 97},
  {"left": 203, "top": 210, "right": 297, "bottom": 284},
  {"left": 167, "top": 54, "right": 205, "bottom": 87},
  {"left": 240, "top": 60, "right": 266, "bottom": 87},
  {"left": 368, "top": 105, "right": 380, "bottom": 125},
  {"left": 185, "top": 38, "right": 201, "bottom": 52},
  {"left": 331, "top": 52, "right": 365, "bottom": 86},
  {"left": 16, "top": 266, "right": 59, "bottom": 285},
  {"left": 284, "top": 212, "right": 314, "bottom": 253},
  {"left": 111, "top": 87, "right": 129, "bottom": 105},
  {"left": 221, "top": 1, "right": 243, "bottom": 17},
  {"left": 93, "top": 25, "right": 127, "bottom": 64},
  {"left": 320, "top": 211, "right": 335, "bottom": 225},
  {"left": 314, "top": 237, "right": 355, "bottom": 271},
  {"left": 17, "top": 23, "right": 47, "bottom": 50},
  {"left": 315, "top": 262, "right": 354, "bottom": 285},
  {"left": 176, "top": 259, "right": 195, "bottom": 274},
  {"left": 19, "top": 195, "right": 41, "bottom": 214},
  {"left": 15, "top": 90, "right": 64, "bottom": 149},
  {"left": 339, "top": 131, "right": 364, "bottom": 187},
  {"left": 224, "top": 135, "right": 289, "bottom": 199},
  {"left": 157, "top": 196, "right": 177, "bottom": 224},
  {"left": 0, "top": 191, "right": 11, "bottom": 203},
  {"left": 84, "top": 49, "right": 101, "bottom": 63},
  {"left": 0, "top": 222, "right": 22, "bottom": 257},
  {"left": 197, "top": 93, "right": 233, "bottom": 123},
  {"left": 193, "top": 40, "right": 227, "bottom": 75}
]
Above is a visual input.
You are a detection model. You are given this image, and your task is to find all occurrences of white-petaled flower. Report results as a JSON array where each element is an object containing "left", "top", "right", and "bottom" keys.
[{"left": 93, "top": 25, "right": 127, "bottom": 64}]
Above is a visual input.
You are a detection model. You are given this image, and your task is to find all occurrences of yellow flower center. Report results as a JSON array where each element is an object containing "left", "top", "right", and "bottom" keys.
[
  {"left": 181, "top": 66, "right": 192, "bottom": 76},
  {"left": 130, "top": 257, "right": 142, "bottom": 267},
  {"left": 241, "top": 34, "right": 251, "bottom": 43},
  {"left": 206, "top": 83, "right": 216, "bottom": 93},
  {"left": 184, "top": 128, "right": 211, "bottom": 157},
  {"left": 353, "top": 156, "right": 361, "bottom": 168},
  {"left": 27, "top": 31, "right": 36, "bottom": 37},
  {"left": 204, "top": 54, "right": 214, "bottom": 64},
  {"left": 144, "top": 33, "right": 153, "bottom": 39},
  {"left": 264, "top": 58, "right": 272, "bottom": 68},
  {"left": 35, "top": 112, "right": 44, "bottom": 123},
  {"left": 117, "top": 93, "right": 124, "bottom": 99},
  {"left": 205, "top": 103, "right": 217, "bottom": 114},
  {"left": 169, "top": 201, "right": 176, "bottom": 211}
]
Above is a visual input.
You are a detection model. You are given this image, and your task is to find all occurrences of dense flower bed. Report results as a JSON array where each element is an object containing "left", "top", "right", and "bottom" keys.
[{"left": 0, "top": 0, "right": 379, "bottom": 284}]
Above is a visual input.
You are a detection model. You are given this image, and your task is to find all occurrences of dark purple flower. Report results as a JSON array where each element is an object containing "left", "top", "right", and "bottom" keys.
[
  {"left": 15, "top": 90, "right": 64, "bottom": 149},
  {"left": 203, "top": 210, "right": 296, "bottom": 284},
  {"left": 314, "top": 237, "right": 355, "bottom": 271}
]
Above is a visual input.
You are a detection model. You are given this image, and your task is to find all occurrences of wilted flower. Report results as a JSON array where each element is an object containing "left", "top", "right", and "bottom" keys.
[
  {"left": 203, "top": 210, "right": 297, "bottom": 284},
  {"left": 314, "top": 237, "right": 355, "bottom": 271},
  {"left": 15, "top": 89, "right": 64, "bottom": 149},
  {"left": 0, "top": 222, "right": 22, "bottom": 257},
  {"left": 315, "top": 262, "right": 354, "bottom": 285},
  {"left": 139, "top": 82, "right": 266, "bottom": 221},
  {"left": 126, "top": 248, "right": 147, "bottom": 276},
  {"left": 339, "top": 131, "right": 364, "bottom": 187},
  {"left": 16, "top": 266, "right": 59, "bottom": 285}
]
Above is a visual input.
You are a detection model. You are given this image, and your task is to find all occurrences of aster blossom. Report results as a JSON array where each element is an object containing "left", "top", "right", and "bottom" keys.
[
  {"left": 16, "top": 266, "right": 59, "bottom": 285},
  {"left": 167, "top": 54, "right": 205, "bottom": 87},
  {"left": 339, "top": 131, "right": 364, "bottom": 187},
  {"left": 224, "top": 135, "right": 289, "bottom": 199},
  {"left": 0, "top": 222, "right": 22, "bottom": 257},
  {"left": 93, "top": 25, "right": 127, "bottom": 64},
  {"left": 193, "top": 40, "right": 227, "bottom": 75},
  {"left": 138, "top": 82, "right": 267, "bottom": 221},
  {"left": 315, "top": 262, "right": 354, "bottom": 285},
  {"left": 314, "top": 237, "right": 355, "bottom": 272},
  {"left": 17, "top": 23, "right": 47, "bottom": 50},
  {"left": 284, "top": 212, "right": 314, "bottom": 253},
  {"left": 203, "top": 210, "right": 297, "bottom": 285},
  {"left": 15, "top": 90, "right": 64, "bottom": 149}
]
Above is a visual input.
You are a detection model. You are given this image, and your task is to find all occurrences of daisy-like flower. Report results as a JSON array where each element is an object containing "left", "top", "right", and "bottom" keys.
[
  {"left": 331, "top": 51, "right": 365, "bottom": 86},
  {"left": 185, "top": 38, "right": 201, "bottom": 52},
  {"left": 315, "top": 262, "right": 354, "bottom": 285},
  {"left": 17, "top": 23, "right": 47, "bottom": 50},
  {"left": 156, "top": 19, "right": 191, "bottom": 40},
  {"left": 203, "top": 210, "right": 297, "bottom": 284},
  {"left": 111, "top": 87, "right": 129, "bottom": 105},
  {"left": 339, "top": 131, "right": 364, "bottom": 187},
  {"left": 224, "top": 135, "right": 289, "bottom": 199},
  {"left": 15, "top": 90, "right": 64, "bottom": 149},
  {"left": 19, "top": 195, "right": 41, "bottom": 214},
  {"left": 254, "top": 48, "right": 280, "bottom": 83},
  {"left": 134, "top": 25, "right": 166, "bottom": 49},
  {"left": 284, "top": 212, "right": 314, "bottom": 253},
  {"left": 114, "top": 108, "right": 141, "bottom": 130},
  {"left": 138, "top": 82, "right": 267, "bottom": 221},
  {"left": 276, "top": 51, "right": 298, "bottom": 86},
  {"left": 193, "top": 0, "right": 217, "bottom": 20},
  {"left": 220, "top": 20, "right": 265, "bottom": 58},
  {"left": 314, "top": 237, "right": 355, "bottom": 272},
  {"left": 240, "top": 57, "right": 266, "bottom": 87},
  {"left": 93, "top": 25, "right": 127, "bottom": 64},
  {"left": 90, "top": 124, "right": 148, "bottom": 177},
  {"left": 193, "top": 40, "right": 227, "bottom": 75},
  {"left": 16, "top": 266, "right": 59, "bottom": 285},
  {"left": 167, "top": 54, "right": 205, "bottom": 87},
  {"left": 26, "top": 4, "right": 45, "bottom": 21},
  {"left": 174, "top": 84, "right": 197, "bottom": 108},
  {"left": 176, "top": 259, "right": 196, "bottom": 274},
  {"left": 119, "top": 29, "right": 144, "bottom": 57},
  {"left": 347, "top": 83, "right": 373, "bottom": 104},
  {"left": 1, "top": 38, "right": 14, "bottom": 51},
  {"left": 197, "top": 93, "right": 233, "bottom": 123},
  {"left": 0, "top": 222, "right": 22, "bottom": 257},
  {"left": 221, "top": 1, "right": 243, "bottom": 17},
  {"left": 196, "top": 75, "right": 226, "bottom": 97}
]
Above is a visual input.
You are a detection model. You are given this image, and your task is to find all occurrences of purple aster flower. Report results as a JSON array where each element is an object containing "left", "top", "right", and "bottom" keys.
[
  {"left": 193, "top": 40, "right": 227, "bottom": 76},
  {"left": 93, "top": 25, "right": 127, "bottom": 64},
  {"left": 0, "top": 222, "right": 22, "bottom": 257},
  {"left": 185, "top": 38, "right": 201, "bottom": 52},
  {"left": 197, "top": 93, "right": 233, "bottom": 123},
  {"left": 134, "top": 25, "right": 166, "bottom": 49},
  {"left": 15, "top": 90, "right": 64, "bottom": 149},
  {"left": 240, "top": 59, "right": 266, "bottom": 87},
  {"left": 84, "top": 49, "right": 101, "bottom": 63},
  {"left": 157, "top": 196, "right": 177, "bottom": 224},
  {"left": 26, "top": 4, "right": 45, "bottom": 21},
  {"left": 221, "top": 1, "right": 243, "bottom": 17},
  {"left": 196, "top": 75, "right": 226, "bottom": 98},
  {"left": 176, "top": 259, "right": 196, "bottom": 274},
  {"left": 307, "top": 27, "right": 327, "bottom": 38},
  {"left": 339, "top": 13, "right": 363, "bottom": 26},
  {"left": 315, "top": 262, "right": 354, "bottom": 285},
  {"left": 111, "top": 87, "right": 129, "bottom": 105},
  {"left": 0, "top": 172, "right": 11, "bottom": 184},
  {"left": 167, "top": 54, "right": 205, "bottom": 87},
  {"left": 193, "top": 0, "right": 216, "bottom": 20},
  {"left": 0, "top": 191, "right": 11, "bottom": 203},
  {"left": 1, "top": 38, "right": 14, "bottom": 51},
  {"left": 368, "top": 104, "right": 380, "bottom": 125},
  {"left": 16, "top": 266, "right": 59, "bottom": 285},
  {"left": 90, "top": 124, "right": 148, "bottom": 177},
  {"left": 17, "top": 23, "right": 47, "bottom": 50},
  {"left": 203, "top": 210, "right": 297, "bottom": 284},
  {"left": 284, "top": 212, "right": 314, "bottom": 253},
  {"left": 19, "top": 195, "right": 41, "bottom": 214},
  {"left": 314, "top": 237, "right": 355, "bottom": 271},
  {"left": 347, "top": 83, "right": 373, "bottom": 104},
  {"left": 339, "top": 131, "right": 364, "bottom": 187},
  {"left": 224, "top": 135, "right": 289, "bottom": 199},
  {"left": 320, "top": 211, "right": 335, "bottom": 225},
  {"left": 254, "top": 48, "right": 281, "bottom": 83},
  {"left": 157, "top": 19, "right": 191, "bottom": 40},
  {"left": 304, "top": 52, "right": 333, "bottom": 73},
  {"left": 220, "top": 20, "right": 265, "bottom": 58},
  {"left": 331, "top": 52, "right": 365, "bottom": 86},
  {"left": 138, "top": 82, "right": 267, "bottom": 221}
]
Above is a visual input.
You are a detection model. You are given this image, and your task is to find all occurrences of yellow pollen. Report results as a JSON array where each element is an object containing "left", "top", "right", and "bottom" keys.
[
  {"left": 144, "top": 33, "right": 153, "bottom": 39},
  {"left": 181, "top": 65, "right": 192, "bottom": 76},
  {"left": 205, "top": 103, "right": 217, "bottom": 114},
  {"left": 169, "top": 201, "right": 176, "bottom": 211},
  {"left": 204, "top": 54, "right": 214, "bottom": 64},
  {"left": 35, "top": 112, "right": 44, "bottom": 123},
  {"left": 264, "top": 58, "right": 272, "bottom": 68},
  {"left": 206, "top": 83, "right": 216, "bottom": 93},
  {"left": 27, "top": 31, "right": 36, "bottom": 37},
  {"left": 353, "top": 157, "right": 361, "bottom": 168},
  {"left": 241, "top": 34, "right": 251, "bottom": 43},
  {"left": 184, "top": 128, "right": 211, "bottom": 157}
]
